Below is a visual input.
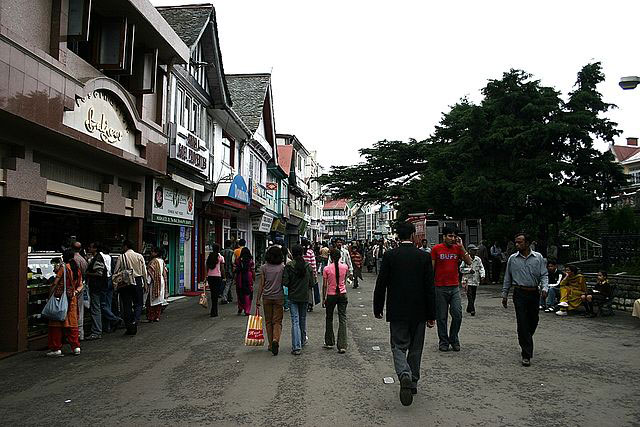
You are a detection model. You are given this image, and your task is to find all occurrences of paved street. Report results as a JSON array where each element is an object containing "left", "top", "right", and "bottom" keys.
[{"left": 1, "top": 272, "right": 639, "bottom": 426}]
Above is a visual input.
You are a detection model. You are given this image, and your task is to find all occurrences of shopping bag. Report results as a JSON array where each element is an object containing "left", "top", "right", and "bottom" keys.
[
  {"left": 42, "top": 264, "right": 68, "bottom": 321},
  {"left": 313, "top": 282, "right": 321, "bottom": 305},
  {"left": 112, "top": 254, "right": 134, "bottom": 290},
  {"left": 244, "top": 309, "right": 264, "bottom": 346},
  {"left": 199, "top": 291, "right": 208, "bottom": 309}
]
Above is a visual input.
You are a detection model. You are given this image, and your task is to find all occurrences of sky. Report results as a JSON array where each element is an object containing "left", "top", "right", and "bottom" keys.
[{"left": 152, "top": 0, "right": 640, "bottom": 169}]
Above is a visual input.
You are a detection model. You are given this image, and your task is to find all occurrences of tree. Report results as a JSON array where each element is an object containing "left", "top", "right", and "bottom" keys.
[{"left": 319, "top": 63, "right": 627, "bottom": 244}]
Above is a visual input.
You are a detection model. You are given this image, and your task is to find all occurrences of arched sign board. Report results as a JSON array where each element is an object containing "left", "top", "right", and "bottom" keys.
[{"left": 62, "top": 89, "right": 139, "bottom": 157}]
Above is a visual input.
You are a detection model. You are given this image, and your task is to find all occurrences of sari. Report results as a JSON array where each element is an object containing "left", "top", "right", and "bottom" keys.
[
  {"left": 559, "top": 273, "right": 586, "bottom": 311},
  {"left": 146, "top": 257, "right": 168, "bottom": 321}
]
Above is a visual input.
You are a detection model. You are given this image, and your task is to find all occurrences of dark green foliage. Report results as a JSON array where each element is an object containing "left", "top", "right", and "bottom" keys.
[{"left": 319, "top": 63, "right": 627, "bottom": 242}]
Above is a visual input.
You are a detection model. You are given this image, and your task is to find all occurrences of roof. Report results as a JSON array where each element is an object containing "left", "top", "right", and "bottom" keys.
[
  {"left": 612, "top": 145, "right": 640, "bottom": 163},
  {"left": 324, "top": 199, "right": 349, "bottom": 210},
  {"left": 157, "top": 4, "right": 212, "bottom": 47},
  {"left": 277, "top": 145, "right": 293, "bottom": 177},
  {"left": 225, "top": 74, "right": 271, "bottom": 134}
]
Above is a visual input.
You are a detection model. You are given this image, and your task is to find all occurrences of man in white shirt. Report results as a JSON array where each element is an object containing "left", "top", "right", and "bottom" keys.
[
  {"left": 99, "top": 245, "right": 122, "bottom": 332},
  {"left": 335, "top": 238, "right": 353, "bottom": 277},
  {"left": 113, "top": 240, "right": 147, "bottom": 335}
]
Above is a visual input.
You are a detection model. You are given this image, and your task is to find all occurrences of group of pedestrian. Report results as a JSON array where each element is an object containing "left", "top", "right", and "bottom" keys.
[{"left": 45, "top": 239, "right": 169, "bottom": 357}]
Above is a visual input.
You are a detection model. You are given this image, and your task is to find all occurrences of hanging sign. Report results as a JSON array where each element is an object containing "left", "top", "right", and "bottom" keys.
[{"left": 252, "top": 212, "right": 276, "bottom": 233}]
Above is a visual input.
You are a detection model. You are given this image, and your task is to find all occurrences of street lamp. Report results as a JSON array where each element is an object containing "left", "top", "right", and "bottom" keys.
[{"left": 619, "top": 76, "right": 640, "bottom": 90}]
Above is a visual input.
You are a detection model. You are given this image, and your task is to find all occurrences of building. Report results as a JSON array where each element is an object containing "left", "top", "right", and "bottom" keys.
[
  {"left": 0, "top": 0, "right": 190, "bottom": 351},
  {"left": 306, "top": 151, "right": 324, "bottom": 242},
  {"left": 225, "top": 74, "right": 278, "bottom": 265},
  {"left": 277, "top": 133, "right": 312, "bottom": 247},
  {"left": 610, "top": 137, "right": 640, "bottom": 206},
  {"left": 323, "top": 199, "right": 349, "bottom": 240}
]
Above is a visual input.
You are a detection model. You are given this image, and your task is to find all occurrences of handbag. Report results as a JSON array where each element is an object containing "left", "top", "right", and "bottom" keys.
[
  {"left": 42, "top": 264, "right": 68, "bottom": 322},
  {"left": 112, "top": 253, "right": 134, "bottom": 290},
  {"left": 313, "top": 282, "right": 321, "bottom": 305},
  {"left": 244, "top": 308, "right": 264, "bottom": 346},
  {"left": 199, "top": 288, "right": 208, "bottom": 309}
]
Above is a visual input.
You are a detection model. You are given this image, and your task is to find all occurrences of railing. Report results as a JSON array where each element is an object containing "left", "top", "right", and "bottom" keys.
[{"left": 567, "top": 231, "right": 602, "bottom": 261}]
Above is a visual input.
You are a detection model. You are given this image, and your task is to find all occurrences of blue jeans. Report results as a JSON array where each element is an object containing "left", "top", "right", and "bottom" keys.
[
  {"left": 101, "top": 279, "right": 121, "bottom": 329},
  {"left": 289, "top": 302, "right": 308, "bottom": 351},
  {"left": 545, "top": 287, "right": 559, "bottom": 308},
  {"left": 435, "top": 286, "right": 463, "bottom": 347}
]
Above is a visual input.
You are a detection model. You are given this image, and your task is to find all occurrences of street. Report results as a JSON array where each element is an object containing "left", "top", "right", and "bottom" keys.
[{"left": 1, "top": 272, "right": 639, "bottom": 426}]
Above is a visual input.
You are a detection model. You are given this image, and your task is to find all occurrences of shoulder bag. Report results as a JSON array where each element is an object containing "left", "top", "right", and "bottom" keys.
[
  {"left": 112, "top": 253, "right": 134, "bottom": 290},
  {"left": 42, "top": 264, "right": 68, "bottom": 322}
]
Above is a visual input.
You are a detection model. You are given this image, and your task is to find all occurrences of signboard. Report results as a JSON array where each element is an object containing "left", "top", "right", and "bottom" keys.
[
  {"left": 151, "top": 178, "right": 195, "bottom": 227},
  {"left": 271, "top": 218, "right": 286, "bottom": 234},
  {"left": 170, "top": 124, "right": 210, "bottom": 178},
  {"left": 62, "top": 90, "right": 138, "bottom": 156},
  {"left": 228, "top": 175, "right": 249, "bottom": 204},
  {"left": 179, "top": 227, "right": 185, "bottom": 294},
  {"left": 252, "top": 212, "right": 276, "bottom": 233},
  {"left": 266, "top": 182, "right": 278, "bottom": 191},
  {"left": 251, "top": 179, "right": 268, "bottom": 205}
]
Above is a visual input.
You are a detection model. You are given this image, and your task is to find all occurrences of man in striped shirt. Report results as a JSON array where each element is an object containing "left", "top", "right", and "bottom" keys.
[{"left": 302, "top": 239, "right": 318, "bottom": 312}]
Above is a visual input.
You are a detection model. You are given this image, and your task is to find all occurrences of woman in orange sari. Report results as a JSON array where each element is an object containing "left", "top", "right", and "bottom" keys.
[
  {"left": 555, "top": 265, "right": 586, "bottom": 316},
  {"left": 46, "top": 249, "right": 83, "bottom": 357}
]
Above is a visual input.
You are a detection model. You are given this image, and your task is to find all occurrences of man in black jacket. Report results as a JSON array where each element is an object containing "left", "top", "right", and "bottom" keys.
[{"left": 374, "top": 221, "right": 436, "bottom": 407}]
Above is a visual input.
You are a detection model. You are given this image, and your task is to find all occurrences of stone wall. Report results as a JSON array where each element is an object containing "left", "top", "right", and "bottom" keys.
[{"left": 584, "top": 273, "right": 640, "bottom": 312}]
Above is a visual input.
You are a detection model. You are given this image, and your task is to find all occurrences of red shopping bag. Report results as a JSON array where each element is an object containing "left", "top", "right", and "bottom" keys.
[{"left": 244, "top": 308, "right": 264, "bottom": 346}]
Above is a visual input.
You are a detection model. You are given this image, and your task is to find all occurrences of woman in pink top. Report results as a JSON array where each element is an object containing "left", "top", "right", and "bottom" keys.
[
  {"left": 206, "top": 243, "right": 225, "bottom": 318},
  {"left": 322, "top": 249, "right": 349, "bottom": 353}
]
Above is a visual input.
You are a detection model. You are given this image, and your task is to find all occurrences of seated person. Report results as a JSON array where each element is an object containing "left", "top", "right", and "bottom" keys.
[
  {"left": 556, "top": 265, "right": 586, "bottom": 316},
  {"left": 543, "top": 260, "right": 564, "bottom": 312},
  {"left": 582, "top": 270, "right": 611, "bottom": 317}
]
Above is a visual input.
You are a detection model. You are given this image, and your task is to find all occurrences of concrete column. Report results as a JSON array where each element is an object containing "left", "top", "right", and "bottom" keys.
[{"left": 0, "top": 199, "right": 29, "bottom": 352}]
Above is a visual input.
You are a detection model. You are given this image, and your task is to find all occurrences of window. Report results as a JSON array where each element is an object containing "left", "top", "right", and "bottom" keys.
[
  {"left": 221, "top": 137, "right": 231, "bottom": 165},
  {"left": 175, "top": 86, "right": 184, "bottom": 126},
  {"left": 191, "top": 100, "right": 200, "bottom": 134},
  {"left": 184, "top": 95, "right": 192, "bottom": 130},
  {"left": 631, "top": 171, "right": 640, "bottom": 185}
]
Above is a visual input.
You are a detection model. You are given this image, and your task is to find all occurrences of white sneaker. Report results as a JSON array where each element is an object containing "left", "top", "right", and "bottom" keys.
[
  {"left": 539, "top": 305, "right": 544, "bottom": 310},
  {"left": 73, "top": 347, "right": 81, "bottom": 356},
  {"left": 46, "top": 350, "right": 63, "bottom": 357},
  {"left": 557, "top": 301, "right": 569, "bottom": 307},
  {"left": 555, "top": 310, "right": 568, "bottom": 316}
]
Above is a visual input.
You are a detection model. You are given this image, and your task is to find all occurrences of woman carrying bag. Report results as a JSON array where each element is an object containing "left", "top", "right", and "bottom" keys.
[
  {"left": 234, "top": 247, "right": 255, "bottom": 316},
  {"left": 282, "top": 245, "right": 313, "bottom": 355},
  {"left": 46, "top": 249, "right": 83, "bottom": 357},
  {"left": 256, "top": 246, "right": 285, "bottom": 356},
  {"left": 322, "top": 248, "right": 349, "bottom": 353},
  {"left": 206, "top": 244, "right": 225, "bottom": 318}
]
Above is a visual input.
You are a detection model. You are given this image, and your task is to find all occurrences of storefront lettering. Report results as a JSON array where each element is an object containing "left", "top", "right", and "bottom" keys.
[
  {"left": 176, "top": 142, "right": 208, "bottom": 171},
  {"left": 85, "top": 106, "right": 124, "bottom": 144}
]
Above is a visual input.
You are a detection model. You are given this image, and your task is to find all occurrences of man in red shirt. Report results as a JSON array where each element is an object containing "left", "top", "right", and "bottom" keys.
[{"left": 431, "top": 226, "right": 473, "bottom": 352}]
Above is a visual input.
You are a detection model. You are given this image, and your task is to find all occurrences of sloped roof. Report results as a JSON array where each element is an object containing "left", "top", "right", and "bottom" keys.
[
  {"left": 612, "top": 145, "right": 640, "bottom": 163},
  {"left": 277, "top": 145, "right": 293, "bottom": 177},
  {"left": 324, "top": 199, "right": 349, "bottom": 210},
  {"left": 157, "top": 4, "right": 212, "bottom": 47},
  {"left": 225, "top": 74, "right": 271, "bottom": 134}
]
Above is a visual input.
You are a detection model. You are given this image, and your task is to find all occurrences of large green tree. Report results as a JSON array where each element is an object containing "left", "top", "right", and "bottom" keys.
[{"left": 318, "top": 63, "right": 627, "bottom": 242}]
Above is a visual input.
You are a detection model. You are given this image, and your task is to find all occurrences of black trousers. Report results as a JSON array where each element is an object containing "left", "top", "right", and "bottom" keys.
[
  {"left": 513, "top": 287, "right": 540, "bottom": 359},
  {"left": 207, "top": 276, "right": 222, "bottom": 317},
  {"left": 120, "top": 284, "right": 144, "bottom": 327},
  {"left": 466, "top": 286, "right": 477, "bottom": 313}
]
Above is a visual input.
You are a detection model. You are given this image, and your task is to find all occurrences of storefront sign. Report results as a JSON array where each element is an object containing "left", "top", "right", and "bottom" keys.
[
  {"left": 252, "top": 212, "right": 276, "bottom": 233},
  {"left": 266, "top": 182, "right": 277, "bottom": 191},
  {"left": 151, "top": 178, "right": 195, "bottom": 227},
  {"left": 271, "top": 218, "right": 286, "bottom": 234},
  {"left": 171, "top": 124, "right": 210, "bottom": 178},
  {"left": 299, "top": 220, "right": 308, "bottom": 235},
  {"left": 228, "top": 175, "right": 249, "bottom": 204},
  {"left": 62, "top": 89, "right": 138, "bottom": 156},
  {"left": 250, "top": 179, "right": 268, "bottom": 205}
]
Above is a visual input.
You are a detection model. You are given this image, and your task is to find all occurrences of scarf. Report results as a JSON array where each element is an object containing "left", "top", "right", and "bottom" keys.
[{"left": 147, "top": 257, "right": 168, "bottom": 299}]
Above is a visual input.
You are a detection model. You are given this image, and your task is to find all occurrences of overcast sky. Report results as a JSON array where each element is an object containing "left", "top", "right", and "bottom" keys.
[{"left": 152, "top": 0, "right": 640, "bottom": 169}]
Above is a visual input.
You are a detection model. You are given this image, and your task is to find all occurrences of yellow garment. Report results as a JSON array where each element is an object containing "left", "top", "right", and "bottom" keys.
[{"left": 559, "top": 274, "right": 587, "bottom": 311}]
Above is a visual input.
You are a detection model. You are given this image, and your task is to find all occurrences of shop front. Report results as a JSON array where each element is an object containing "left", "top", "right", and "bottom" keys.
[{"left": 144, "top": 177, "right": 195, "bottom": 296}]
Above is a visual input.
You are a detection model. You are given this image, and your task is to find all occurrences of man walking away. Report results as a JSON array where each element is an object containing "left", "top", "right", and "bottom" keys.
[
  {"left": 85, "top": 242, "right": 107, "bottom": 340},
  {"left": 374, "top": 222, "right": 435, "bottom": 407},
  {"left": 350, "top": 245, "right": 363, "bottom": 289},
  {"left": 114, "top": 240, "right": 147, "bottom": 336},
  {"left": 221, "top": 240, "right": 235, "bottom": 304},
  {"left": 502, "top": 233, "right": 548, "bottom": 367},
  {"left": 431, "top": 227, "right": 473, "bottom": 352}
]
